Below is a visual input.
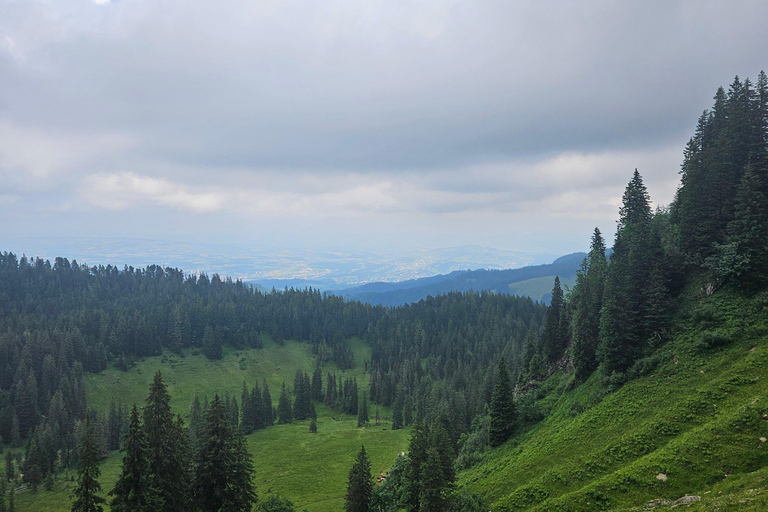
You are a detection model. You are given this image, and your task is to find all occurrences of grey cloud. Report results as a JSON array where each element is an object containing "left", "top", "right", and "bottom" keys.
[{"left": 1, "top": 0, "right": 766, "bottom": 254}]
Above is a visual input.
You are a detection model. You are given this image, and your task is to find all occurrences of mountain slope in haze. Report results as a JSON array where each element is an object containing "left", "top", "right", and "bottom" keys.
[{"left": 339, "top": 252, "right": 585, "bottom": 306}]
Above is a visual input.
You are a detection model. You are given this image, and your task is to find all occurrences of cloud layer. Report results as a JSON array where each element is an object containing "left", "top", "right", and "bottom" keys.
[{"left": 1, "top": 0, "right": 767, "bottom": 255}]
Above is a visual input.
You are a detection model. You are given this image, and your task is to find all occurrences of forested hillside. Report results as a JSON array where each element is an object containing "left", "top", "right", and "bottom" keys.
[{"left": 1, "top": 72, "right": 767, "bottom": 511}]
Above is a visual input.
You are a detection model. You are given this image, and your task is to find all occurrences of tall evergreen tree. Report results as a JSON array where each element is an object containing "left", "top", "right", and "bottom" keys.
[
  {"left": 277, "top": 383, "right": 293, "bottom": 424},
  {"left": 345, "top": 445, "right": 373, "bottom": 512},
  {"left": 202, "top": 325, "right": 222, "bottom": 361},
  {"left": 489, "top": 357, "right": 515, "bottom": 447},
  {"left": 110, "top": 406, "right": 161, "bottom": 512},
  {"left": 144, "top": 371, "right": 189, "bottom": 512},
  {"left": 402, "top": 418, "right": 428, "bottom": 512},
  {"left": 571, "top": 228, "right": 607, "bottom": 381},
  {"left": 311, "top": 362, "right": 323, "bottom": 402},
  {"left": 262, "top": 381, "right": 274, "bottom": 427},
  {"left": 708, "top": 165, "right": 768, "bottom": 287},
  {"left": 357, "top": 391, "right": 368, "bottom": 428},
  {"left": 192, "top": 395, "right": 257, "bottom": 512},
  {"left": 71, "top": 416, "right": 106, "bottom": 512},
  {"left": 543, "top": 277, "right": 567, "bottom": 363},
  {"left": 599, "top": 170, "right": 664, "bottom": 376}
]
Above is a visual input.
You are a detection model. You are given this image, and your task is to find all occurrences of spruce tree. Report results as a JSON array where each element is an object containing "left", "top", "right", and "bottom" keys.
[
  {"left": 357, "top": 391, "right": 368, "bottom": 428},
  {"left": 277, "top": 383, "right": 293, "bottom": 424},
  {"left": 202, "top": 325, "right": 222, "bottom": 361},
  {"left": 144, "top": 371, "right": 189, "bottom": 512},
  {"left": 543, "top": 277, "right": 567, "bottom": 363},
  {"left": 402, "top": 418, "right": 428, "bottom": 512},
  {"left": 5, "top": 451, "right": 13, "bottom": 482},
  {"left": 0, "top": 477, "right": 6, "bottom": 512},
  {"left": 110, "top": 406, "right": 161, "bottom": 512},
  {"left": 489, "top": 357, "right": 515, "bottom": 447},
  {"left": 71, "top": 416, "right": 106, "bottom": 512},
  {"left": 599, "top": 170, "right": 662, "bottom": 376},
  {"left": 193, "top": 395, "right": 257, "bottom": 512},
  {"left": 311, "top": 363, "right": 323, "bottom": 401},
  {"left": 571, "top": 228, "right": 607, "bottom": 381},
  {"left": 309, "top": 417, "right": 317, "bottom": 434},
  {"left": 709, "top": 165, "right": 768, "bottom": 287},
  {"left": 262, "top": 380, "right": 274, "bottom": 427},
  {"left": 344, "top": 445, "right": 373, "bottom": 512}
]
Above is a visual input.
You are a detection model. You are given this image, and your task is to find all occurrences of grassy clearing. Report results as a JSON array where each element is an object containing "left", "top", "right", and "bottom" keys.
[
  {"left": 460, "top": 289, "right": 768, "bottom": 511},
  {"left": 8, "top": 336, "right": 409, "bottom": 512}
]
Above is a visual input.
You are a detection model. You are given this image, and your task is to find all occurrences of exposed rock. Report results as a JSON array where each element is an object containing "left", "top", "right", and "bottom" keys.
[
  {"left": 656, "top": 473, "right": 668, "bottom": 482},
  {"left": 760, "top": 437, "right": 766, "bottom": 442}
]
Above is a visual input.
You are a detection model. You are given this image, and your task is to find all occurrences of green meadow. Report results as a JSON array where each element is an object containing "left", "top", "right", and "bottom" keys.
[{"left": 8, "top": 336, "right": 410, "bottom": 512}]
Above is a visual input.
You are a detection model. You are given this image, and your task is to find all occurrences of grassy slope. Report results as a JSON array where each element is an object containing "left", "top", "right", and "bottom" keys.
[
  {"left": 9, "top": 336, "right": 410, "bottom": 512},
  {"left": 508, "top": 275, "right": 577, "bottom": 303},
  {"left": 461, "top": 288, "right": 768, "bottom": 511}
]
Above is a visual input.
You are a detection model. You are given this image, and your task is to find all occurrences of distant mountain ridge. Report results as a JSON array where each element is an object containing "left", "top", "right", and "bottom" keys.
[{"left": 339, "top": 252, "right": 586, "bottom": 306}]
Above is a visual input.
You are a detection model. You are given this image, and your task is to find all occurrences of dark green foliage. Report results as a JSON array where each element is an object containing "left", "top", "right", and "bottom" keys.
[
  {"left": 489, "top": 358, "right": 515, "bottom": 447},
  {"left": 5, "top": 451, "right": 13, "bottom": 481},
  {"left": 371, "top": 454, "right": 407, "bottom": 512},
  {"left": 309, "top": 417, "right": 317, "bottom": 433},
  {"left": 277, "top": 383, "right": 293, "bottom": 424},
  {"left": 707, "top": 165, "right": 768, "bottom": 287},
  {"left": 193, "top": 395, "right": 257, "bottom": 512},
  {"left": 202, "top": 325, "right": 222, "bottom": 361},
  {"left": 258, "top": 494, "right": 295, "bottom": 512},
  {"left": 311, "top": 363, "right": 323, "bottom": 401},
  {"left": 599, "top": 170, "right": 668, "bottom": 376},
  {"left": 292, "top": 371, "right": 312, "bottom": 421},
  {"left": 71, "top": 416, "right": 106, "bottom": 512},
  {"left": 391, "top": 394, "right": 403, "bottom": 431},
  {"left": 144, "top": 372, "right": 190, "bottom": 512},
  {"left": 345, "top": 445, "right": 373, "bottom": 512},
  {"left": 570, "top": 228, "right": 607, "bottom": 381},
  {"left": 110, "top": 406, "right": 161, "bottom": 512},
  {"left": 543, "top": 277, "right": 568, "bottom": 363},
  {"left": 357, "top": 391, "right": 368, "bottom": 427},
  {"left": 402, "top": 419, "right": 428, "bottom": 512},
  {"left": 262, "top": 381, "right": 274, "bottom": 427}
]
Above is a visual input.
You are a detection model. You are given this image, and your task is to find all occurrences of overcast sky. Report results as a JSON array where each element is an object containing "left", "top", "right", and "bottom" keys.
[{"left": 2, "top": 0, "right": 767, "bottom": 257}]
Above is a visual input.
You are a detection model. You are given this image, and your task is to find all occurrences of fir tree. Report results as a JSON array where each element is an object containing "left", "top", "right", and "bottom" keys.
[
  {"left": 543, "top": 277, "right": 568, "bottom": 363},
  {"left": 110, "top": 406, "right": 161, "bottom": 512},
  {"left": 309, "top": 417, "right": 317, "bottom": 434},
  {"left": 571, "top": 227, "right": 607, "bottom": 381},
  {"left": 5, "top": 451, "right": 13, "bottom": 482},
  {"left": 144, "top": 371, "right": 190, "bottom": 512},
  {"left": 311, "top": 363, "right": 323, "bottom": 401},
  {"left": 277, "top": 383, "right": 293, "bottom": 424},
  {"left": 71, "top": 416, "right": 106, "bottom": 512},
  {"left": 192, "top": 395, "right": 257, "bottom": 512},
  {"left": 201, "top": 325, "right": 222, "bottom": 361},
  {"left": 489, "top": 357, "right": 515, "bottom": 447},
  {"left": 357, "top": 391, "right": 368, "bottom": 428},
  {"left": 345, "top": 445, "right": 373, "bottom": 512},
  {"left": 708, "top": 165, "right": 768, "bottom": 287},
  {"left": 262, "top": 380, "right": 274, "bottom": 427},
  {"left": 402, "top": 418, "right": 428, "bottom": 512},
  {"left": 391, "top": 395, "right": 403, "bottom": 431}
]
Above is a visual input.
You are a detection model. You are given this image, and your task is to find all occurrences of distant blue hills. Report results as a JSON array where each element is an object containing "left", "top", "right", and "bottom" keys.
[{"left": 337, "top": 252, "right": 586, "bottom": 306}]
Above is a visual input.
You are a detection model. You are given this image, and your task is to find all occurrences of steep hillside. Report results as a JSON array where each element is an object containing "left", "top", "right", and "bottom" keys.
[
  {"left": 341, "top": 252, "right": 584, "bottom": 306},
  {"left": 460, "top": 287, "right": 768, "bottom": 510}
]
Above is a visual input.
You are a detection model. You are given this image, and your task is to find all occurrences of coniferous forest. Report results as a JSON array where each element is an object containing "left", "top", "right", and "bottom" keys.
[{"left": 0, "top": 72, "right": 767, "bottom": 510}]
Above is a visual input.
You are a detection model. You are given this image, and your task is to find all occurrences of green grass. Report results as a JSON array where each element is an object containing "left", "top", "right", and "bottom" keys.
[
  {"left": 460, "top": 288, "right": 768, "bottom": 510},
  {"left": 8, "top": 336, "right": 410, "bottom": 512},
  {"left": 508, "top": 275, "right": 577, "bottom": 303}
]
